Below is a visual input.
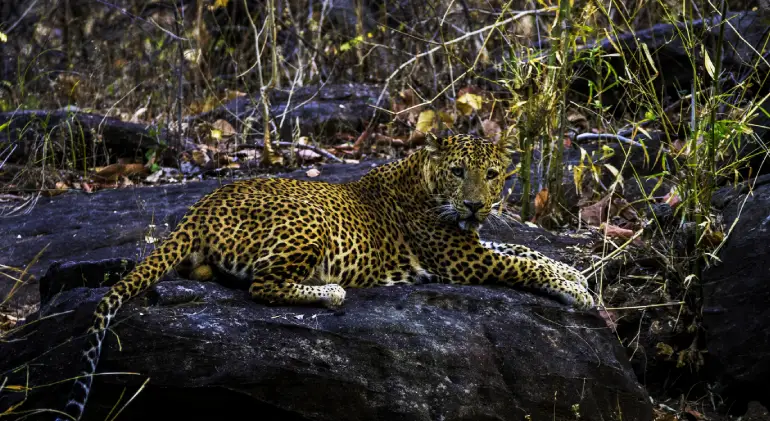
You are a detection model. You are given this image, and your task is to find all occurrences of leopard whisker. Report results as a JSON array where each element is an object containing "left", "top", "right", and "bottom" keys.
[{"left": 485, "top": 211, "right": 515, "bottom": 232}]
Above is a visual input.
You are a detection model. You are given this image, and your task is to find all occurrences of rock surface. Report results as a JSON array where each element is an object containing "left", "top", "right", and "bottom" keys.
[
  {"left": 187, "top": 83, "right": 389, "bottom": 142},
  {"left": 0, "top": 147, "right": 652, "bottom": 420},
  {"left": 703, "top": 174, "right": 770, "bottom": 414},
  {"left": 1, "top": 260, "right": 652, "bottom": 421}
]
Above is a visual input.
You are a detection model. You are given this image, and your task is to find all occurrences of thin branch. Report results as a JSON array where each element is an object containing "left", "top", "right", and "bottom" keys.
[
  {"left": 93, "top": 0, "right": 189, "bottom": 41},
  {"left": 4, "top": 0, "right": 39, "bottom": 33},
  {"left": 370, "top": 6, "right": 558, "bottom": 118},
  {"left": 251, "top": 141, "right": 344, "bottom": 163},
  {"left": 576, "top": 133, "right": 670, "bottom": 153}
]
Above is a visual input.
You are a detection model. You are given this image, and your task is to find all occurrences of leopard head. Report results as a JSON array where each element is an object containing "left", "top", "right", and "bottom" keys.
[{"left": 422, "top": 134, "right": 514, "bottom": 231}]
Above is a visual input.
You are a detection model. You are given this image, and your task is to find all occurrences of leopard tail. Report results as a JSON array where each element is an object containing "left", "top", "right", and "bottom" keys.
[{"left": 55, "top": 227, "right": 194, "bottom": 421}]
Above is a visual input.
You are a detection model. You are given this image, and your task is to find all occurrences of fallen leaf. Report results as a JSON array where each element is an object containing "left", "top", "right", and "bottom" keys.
[
  {"left": 183, "top": 48, "right": 203, "bottom": 64},
  {"left": 662, "top": 190, "right": 681, "bottom": 208},
  {"left": 580, "top": 194, "right": 638, "bottom": 227},
  {"left": 236, "top": 148, "right": 261, "bottom": 161},
  {"left": 601, "top": 223, "right": 636, "bottom": 240},
  {"left": 130, "top": 107, "right": 147, "bottom": 123},
  {"left": 456, "top": 91, "right": 483, "bottom": 116},
  {"left": 481, "top": 119, "right": 502, "bottom": 141},
  {"left": 399, "top": 88, "right": 417, "bottom": 107},
  {"left": 297, "top": 149, "right": 322, "bottom": 160},
  {"left": 373, "top": 134, "right": 396, "bottom": 146},
  {"left": 352, "top": 125, "right": 374, "bottom": 152},
  {"left": 684, "top": 407, "right": 706, "bottom": 420},
  {"left": 192, "top": 149, "right": 211, "bottom": 166},
  {"left": 212, "top": 119, "right": 237, "bottom": 137},
  {"left": 438, "top": 110, "right": 455, "bottom": 129},
  {"left": 415, "top": 110, "right": 436, "bottom": 134},
  {"left": 93, "top": 163, "right": 149, "bottom": 182},
  {"left": 598, "top": 308, "right": 618, "bottom": 331},
  {"left": 567, "top": 111, "right": 589, "bottom": 132},
  {"left": 43, "top": 181, "right": 70, "bottom": 197},
  {"left": 533, "top": 188, "right": 549, "bottom": 221}
]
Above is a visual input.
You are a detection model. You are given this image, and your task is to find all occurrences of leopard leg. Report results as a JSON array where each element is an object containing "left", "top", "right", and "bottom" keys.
[
  {"left": 241, "top": 238, "right": 345, "bottom": 308},
  {"left": 480, "top": 241, "right": 589, "bottom": 289},
  {"left": 429, "top": 233, "right": 594, "bottom": 309},
  {"left": 249, "top": 274, "right": 346, "bottom": 308},
  {"left": 196, "top": 195, "right": 347, "bottom": 308}
]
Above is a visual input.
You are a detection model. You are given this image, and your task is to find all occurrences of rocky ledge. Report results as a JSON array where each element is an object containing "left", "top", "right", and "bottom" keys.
[
  {"left": 1, "top": 258, "right": 652, "bottom": 421},
  {"left": 0, "top": 158, "right": 652, "bottom": 421}
]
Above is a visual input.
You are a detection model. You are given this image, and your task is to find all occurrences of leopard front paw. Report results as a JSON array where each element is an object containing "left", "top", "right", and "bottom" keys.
[
  {"left": 574, "top": 287, "right": 595, "bottom": 309},
  {"left": 319, "top": 284, "right": 346, "bottom": 308},
  {"left": 553, "top": 280, "right": 595, "bottom": 310}
]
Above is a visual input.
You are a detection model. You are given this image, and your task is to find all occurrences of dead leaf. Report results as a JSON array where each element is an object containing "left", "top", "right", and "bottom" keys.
[
  {"left": 580, "top": 196, "right": 608, "bottom": 226},
  {"left": 598, "top": 308, "right": 618, "bottom": 331},
  {"left": 93, "top": 163, "right": 149, "bottom": 182},
  {"left": 684, "top": 407, "right": 706, "bottom": 420},
  {"left": 212, "top": 119, "right": 236, "bottom": 138},
  {"left": 456, "top": 91, "right": 483, "bottom": 116},
  {"left": 192, "top": 149, "right": 211, "bottom": 166},
  {"left": 481, "top": 119, "right": 502, "bottom": 141},
  {"left": 130, "top": 107, "right": 147, "bottom": 123},
  {"left": 306, "top": 168, "right": 321, "bottom": 177},
  {"left": 224, "top": 89, "right": 247, "bottom": 101},
  {"left": 297, "top": 149, "right": 322, "bottom": 160},
  {"left": 42, "top": 181, "right": 70, "bottom": 197},
  {"left": 415, "top": 110, "right": 436, "bottom": 134},
  {"left": 235, "top": 148, "right": 261, "bottom": 161},
  {"left": 601, "top": 223, "right": 636, "bottom": 240},
  {"left": 352, "top": 124, "right": 374, "bottom": 153},
  {"left": 533, "top": 188, "right": 549, "bottom": 221},
  {"left": 580, "top": 194, "right": 638, "bottom": 227},
  {"left": 438, "top": 110, "right": 455, "bottom": 129},
  {"left": 398, "top": 89, "right": 417, "bottom": 107},
  {"left": 567, "top": 111, "right": 589, "bottom": 132},
  {"left": 662, "top": 190, "right": 682, "bottom": 208},
  {"left": 652, "top": 408, "right": 679, "bottom": 421}
]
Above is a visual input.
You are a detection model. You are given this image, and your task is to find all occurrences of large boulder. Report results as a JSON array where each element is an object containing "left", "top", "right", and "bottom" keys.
[
  {"left": 703, "top": 174, "right": 770, "bottom": 414},
  {"left": 0, "top": 259, "right": 652, "bottom": 421}
]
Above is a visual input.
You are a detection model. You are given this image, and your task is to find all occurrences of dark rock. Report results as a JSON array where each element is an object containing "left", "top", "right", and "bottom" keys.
[
  {"left": 38, "top": 259, "right": 136, "bottom": 306},
  {"left": 1, "top": 265, "right": 652, "bottom": 421},
  {"left": 702, "top": 175, "right": 770, "bottom": 415},
  {"left": 187, "top": 83, "right": 389, "bottom": 143}
]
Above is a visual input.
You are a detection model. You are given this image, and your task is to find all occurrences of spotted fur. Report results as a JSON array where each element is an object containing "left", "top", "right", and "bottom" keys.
[{"left": 55, "top": 134, "right": 594, "bottom": 421}]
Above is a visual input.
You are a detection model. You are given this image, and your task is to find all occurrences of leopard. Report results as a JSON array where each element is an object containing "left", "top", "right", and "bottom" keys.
[{"left": 54, "top": 134, "right": 594, "bottom": 421}]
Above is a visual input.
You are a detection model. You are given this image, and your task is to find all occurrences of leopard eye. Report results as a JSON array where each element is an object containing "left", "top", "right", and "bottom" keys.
[
  {"left": 450, "top": 167, "right": 464, "bottom": 178},
  {"left": 486, "top": 169, "right": 499, "bottom": 180}
]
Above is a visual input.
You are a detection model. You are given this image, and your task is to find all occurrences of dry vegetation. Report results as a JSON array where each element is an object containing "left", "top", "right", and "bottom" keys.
[{"left": 1, "top": 0, "right": 769, "bottom": 419}]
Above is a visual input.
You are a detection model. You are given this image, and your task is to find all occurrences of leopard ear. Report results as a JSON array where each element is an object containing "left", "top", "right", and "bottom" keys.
[
  {"left": 496, "top": 134, "right": 516, "bottom": 161},
  {"left": 424, "top": 132, "right": 444, "bottom": 154}
]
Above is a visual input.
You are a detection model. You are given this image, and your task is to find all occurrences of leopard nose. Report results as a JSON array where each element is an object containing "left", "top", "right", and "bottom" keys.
[{"left": 463, "top": 200, "right": 483, "bottom": 213}]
